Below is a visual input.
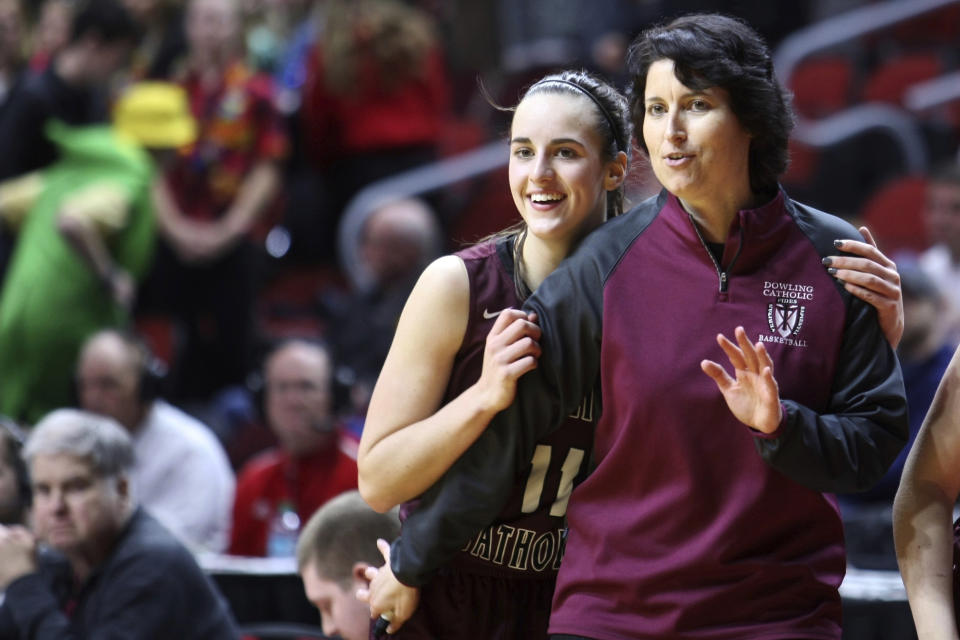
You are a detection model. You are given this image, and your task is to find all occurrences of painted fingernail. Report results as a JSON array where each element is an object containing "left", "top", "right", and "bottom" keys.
[
  {"left": 827, "top": 267, "right": 837, "bottom": 275},
  {"left": 833, "top": 239, "right": 843, "bottom": 248},
  {"left": 821, "top": 256, "right": 832, "bottom": 266}
]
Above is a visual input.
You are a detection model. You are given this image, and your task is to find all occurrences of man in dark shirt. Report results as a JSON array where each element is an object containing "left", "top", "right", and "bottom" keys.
[
  {"left": 0, "top": 409, "right": 239, "bottom": 639},
  {"left": 0, "top": 0, "right": 139, "bottom": 182}
]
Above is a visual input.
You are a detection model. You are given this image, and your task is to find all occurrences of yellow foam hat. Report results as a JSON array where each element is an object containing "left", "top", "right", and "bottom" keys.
[{"left": 113, "top": 82, "right": 197, "bottom": 149}]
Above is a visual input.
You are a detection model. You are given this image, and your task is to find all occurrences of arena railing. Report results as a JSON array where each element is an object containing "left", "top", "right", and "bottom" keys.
[
  {"left": 336, "top": 140, "right": 507, "bottom": 291},
  {"left": 773, "top": 0, "right": 960, "bottom": 176}
]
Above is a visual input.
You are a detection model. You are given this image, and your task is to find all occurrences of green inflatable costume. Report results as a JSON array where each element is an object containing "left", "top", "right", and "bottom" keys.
[{"left": 0, "top": 121, "right": 155, "bottom": 424}]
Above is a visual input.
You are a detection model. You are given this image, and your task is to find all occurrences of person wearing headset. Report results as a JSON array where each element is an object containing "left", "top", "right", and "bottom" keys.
[
  {"left": 229, "top": 339, "right": 358, "bottom": 557},
  {"left": 75, "top": 329, "right": 235, "bottom": 552}
]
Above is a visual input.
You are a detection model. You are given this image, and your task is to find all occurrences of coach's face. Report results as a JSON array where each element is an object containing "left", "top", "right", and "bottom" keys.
[{"left": 643, "top": 58, "right": 753, "bottom": 219}]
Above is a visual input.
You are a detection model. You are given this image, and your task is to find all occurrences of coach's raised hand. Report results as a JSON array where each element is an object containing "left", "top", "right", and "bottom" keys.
[{"left": 700, "top": 326, "right": 783, "bottom": 434}]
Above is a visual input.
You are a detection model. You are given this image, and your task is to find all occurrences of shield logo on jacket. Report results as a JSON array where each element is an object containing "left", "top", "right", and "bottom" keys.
[{"left": 771, "top": 302, "right": 802, "bottom": 338}]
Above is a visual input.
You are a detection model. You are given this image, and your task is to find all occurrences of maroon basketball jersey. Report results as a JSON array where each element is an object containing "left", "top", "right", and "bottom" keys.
[{"left": 401, "top": 238, "right": 595, "bottom": 580}]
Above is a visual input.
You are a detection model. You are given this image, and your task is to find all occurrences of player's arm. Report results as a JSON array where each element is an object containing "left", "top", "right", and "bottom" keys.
[
  {"left": 390, "top": 245, "right": 606, "bottom": 586},
  {"left": 358, "top": 255, "right": 541, "bottom": 512},
  {"left": 894, "top": 345, "right": 960, "bottom": 640}
]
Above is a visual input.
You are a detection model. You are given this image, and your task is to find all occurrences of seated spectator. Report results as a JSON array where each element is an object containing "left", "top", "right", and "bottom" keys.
[
  {"left": 0, "top": 409, "right": 239, "bottom": 638},
  {"left": 0, "top": 418, "right": 29, "bottom": 525},
  {"left": 76, "top": 329, "right": 235, "bottom": 551},
  {"left": 296, "top": 490, "right": 400, "bottom": 640},
  {"left": 0, "top": 81, "right": 197, "bottom": 423},
  {"left": 325, "top": 197, "right": 443, "bottom": 416},
  {"left": 919, "top": 161, "right": 960, "bottom": 341},
  {"left": 229, "top": 340, "right": 358, "bottom": 557}
]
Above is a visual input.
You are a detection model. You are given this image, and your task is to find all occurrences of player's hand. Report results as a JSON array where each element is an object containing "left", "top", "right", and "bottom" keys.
[
  {"left": 475, "top": 309, "right": 541, "bottom": 414},
  {"left": 355, "top": 538, "right": 420, "bottom": 634},
  {"left": 701, "top": 326, "right": 782, "bottom": 434},
  {"left": 826, "top": 226, "right": 903, "bottom": 349}
]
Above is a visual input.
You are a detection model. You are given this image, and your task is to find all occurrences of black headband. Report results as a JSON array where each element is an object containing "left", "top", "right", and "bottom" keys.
[{"left": 529, "top": 78, "right": 623, "bottom": 152}]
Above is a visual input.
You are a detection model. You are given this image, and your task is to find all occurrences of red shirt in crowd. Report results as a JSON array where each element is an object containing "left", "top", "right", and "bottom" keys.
[
  {"left": 228, "top": 432, "right": 359, "bottom": 557},
  {"left": 301, "top": 46, "right": 450, "bottom": 165},
  {"left": 167, "top": 60, "right": 288, "bottom": 222}
]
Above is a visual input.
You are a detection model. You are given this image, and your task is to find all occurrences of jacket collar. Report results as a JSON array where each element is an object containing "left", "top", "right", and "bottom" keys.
[{"left": 661, "top": 188, "right": 792, "bottom": 273}]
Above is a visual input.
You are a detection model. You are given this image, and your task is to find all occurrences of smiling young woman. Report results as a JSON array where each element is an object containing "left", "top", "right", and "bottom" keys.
[{"left": 355, "top": 70, "right": 631, "bottom": 640}]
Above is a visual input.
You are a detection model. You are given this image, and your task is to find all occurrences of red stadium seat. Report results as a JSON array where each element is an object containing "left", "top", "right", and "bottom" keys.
[
  {"left": 439, "top": 115, "right": 488, "bottom": 158},
  {"left": 448, "top": 166, "right": 519, "bottom": 247},
  {"left": 255, "top": 264, "right": 343, "bottom": 340},
  {"left": 858, "top": 175, "right": 930, "bottom": 254},
  {"left": 789, "top": 56, "right": 855, "bottom": 119},
  {"left": 862, "top": 52, "right": 943, "bottom": 106},
  {"left": 782, "top": 139, "right": 821, "bottom": 189}
]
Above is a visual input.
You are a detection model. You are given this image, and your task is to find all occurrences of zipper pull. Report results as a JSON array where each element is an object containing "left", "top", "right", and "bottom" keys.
[{"left": 719, "top": 271, "right": 728, "bottom": 293}]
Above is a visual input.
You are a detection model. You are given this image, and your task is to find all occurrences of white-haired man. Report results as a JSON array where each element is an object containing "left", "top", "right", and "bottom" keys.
[{"left": 0, "top": 409, "right": 239, "bottom": 638}]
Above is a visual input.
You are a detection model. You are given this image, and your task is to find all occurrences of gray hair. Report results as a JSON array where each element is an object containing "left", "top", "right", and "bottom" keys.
[{"left": 24, "top": 409, "right": 134, "bottom": 478}]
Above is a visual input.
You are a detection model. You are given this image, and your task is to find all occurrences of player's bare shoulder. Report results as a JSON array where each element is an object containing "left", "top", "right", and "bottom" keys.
[
  {"left": 409, "top": 254, "right": 470, "bottom": 313},
  {"left": 393, "top": 254, "right": 471, "bottom": 352}
]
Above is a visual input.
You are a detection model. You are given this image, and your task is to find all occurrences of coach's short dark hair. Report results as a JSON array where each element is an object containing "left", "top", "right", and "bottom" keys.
[{"left": 627, "top": 13, "right": 794, "bottom": 196}]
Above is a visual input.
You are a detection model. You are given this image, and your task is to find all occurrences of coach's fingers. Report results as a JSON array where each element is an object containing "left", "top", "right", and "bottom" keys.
[
  {"left": 733, "top": 326, "right": 760, "bottom": 372},
  {"left": 716, "top": 333, "right": 746, "bottom": 371},
  {"left": 755, "top": 340, "right": 775, "bottom": 377},
  {"left": 701, "top": 359, "right": 734, "bottom": 392}
]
